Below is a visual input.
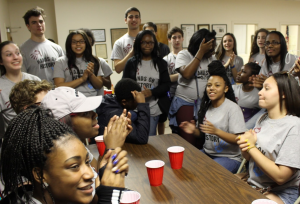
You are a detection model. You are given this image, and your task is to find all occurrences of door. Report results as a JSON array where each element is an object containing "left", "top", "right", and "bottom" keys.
[{"left": 140, "top": 23, "right": 169, "bottom": 45}]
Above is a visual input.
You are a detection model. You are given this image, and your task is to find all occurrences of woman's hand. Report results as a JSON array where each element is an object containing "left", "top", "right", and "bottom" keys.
[
  {"left": 199, "top": 120, "right": 218, "bottom": 135},
  {"left": 179, "top": 120, "right": 196, "bottom": 134},
  {"left": 249, "top": 74, "right": 267, "bottom": 88},
  {"left": 236, "top": 130, "right": 257, "bottom": 152},
  {"left": 292, "top": 58, "right": 300, "bottom": 77},
  {"left": 198, "top": 39, "right": 214, "bottom": 56},
  {"left": 101, "top": 147, "right": 127, "bottom": 188},
  {"left": 224, "top": 52, "right": 236, "bottom": 68},
  {"left": 86, "top": 62, "right": 95, "bottom": 77},
  {"left": 141, "top": 86, "right": 152, "bottom": 98}
]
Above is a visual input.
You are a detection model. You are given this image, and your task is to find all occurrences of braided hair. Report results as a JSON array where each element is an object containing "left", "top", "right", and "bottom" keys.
[
  {"left": 197, "top": 60, "right": 236, "bottom": 135},
  {"left": 0, "top": 106, "right": 77, "bottom": 203}
]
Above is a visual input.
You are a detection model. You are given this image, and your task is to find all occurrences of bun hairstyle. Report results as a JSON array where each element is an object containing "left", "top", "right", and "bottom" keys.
[{"left": 197, "top": 60, "right": 236, "bottom": 137}]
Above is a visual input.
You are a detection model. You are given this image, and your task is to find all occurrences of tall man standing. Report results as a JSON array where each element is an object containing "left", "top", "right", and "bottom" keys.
[
  {"left": 111, "top": 7, "right": 141, "bottom": 74},
  {"left": 20, "top": 7, "right": 64, "bottom": 83}
]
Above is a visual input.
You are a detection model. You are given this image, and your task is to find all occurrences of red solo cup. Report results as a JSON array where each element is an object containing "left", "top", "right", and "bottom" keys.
[
  {"left": 95, "top": 136, "right": 106, "bottom": 156},
  {"left": 145, "top": 160, "right": 165, "bottom": 186},
  {"left": 252, "top": 199, "right": 278, "bottom": 204},
  {"left": 167, "top": 146, "right": 185, "bottom": 169},
  {"left": 104, "top": 90, "right": 112, "bottom": 95},
  {"left": 120, "top": 191, "right": 141, "bottom": 204}
]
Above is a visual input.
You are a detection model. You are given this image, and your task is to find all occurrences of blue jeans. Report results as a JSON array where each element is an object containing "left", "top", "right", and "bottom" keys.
[
  {"left": 245, "top": 108, "right": 266, "bottom": 130},
  {"left": 149, "top": 115, "right": 160, "bottom": 136},
  {"left": 201, "top": 149, "right": 241, "bottom": 173}
]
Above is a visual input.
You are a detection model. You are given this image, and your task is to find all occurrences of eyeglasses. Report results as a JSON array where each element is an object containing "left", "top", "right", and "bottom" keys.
[
  {"left": 141, "top": 41, "right": 155, "bottom": 46},
  {"left": 264, "top": 41, "right": 280, "bottom": 47},
  {"left": 72, "top": 40, "right": 85, "bottom": 45}
]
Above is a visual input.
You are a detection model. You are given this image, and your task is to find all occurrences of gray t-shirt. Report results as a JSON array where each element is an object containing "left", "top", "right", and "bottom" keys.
[
  {"left": 163, "top": 52, "right": 177, "bottom": 98},
  {"left": 221, "top": 55, "right": 244, "bottom": 83},
  {"left": 0, "top": 73, "right": 41, "bottom": 138},
  {"left": 175, "top": 50, "right": 216, "bottom": 103},
  {"left": 203, "top": 98, "right": 246, "bottom": 162},
  {"left": 20, "top": 39, "right": 64, "bottom": 83},
  {"left": 248, "top": 115, "right": 300, "bottom": 191},
  {"left": 97, "top": 58, "right": 113, "bottom": 96},
  {"left": 250, "top": 53, "right": 265, "bottom": 66},
  {"left": 136, "top": 60, "right": 162, "bottom": 116},
  {"left": 259, "top": 54, "right": 297, "bottom": 77},
  {"left": 53, "top": 56, "right": 104, "bottom": 97},
  {"left": 232, "top": 84, "right": 260, "bottom": 109},
  {"left": 111, "top": 33, "right": 134, "bottom": 60}
]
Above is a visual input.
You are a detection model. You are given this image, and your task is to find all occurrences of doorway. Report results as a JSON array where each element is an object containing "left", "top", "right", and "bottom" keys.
[{"left": 139, "top": 23, "right": 170, "bottom": 46}]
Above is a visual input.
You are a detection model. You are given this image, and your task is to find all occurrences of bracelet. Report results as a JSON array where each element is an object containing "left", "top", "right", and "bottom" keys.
[
  {"left": 247, "top": 146, "right": 256, "bottom": 153},
  {"left": 230, "top": 65, "right": 235, "bottom": 69},
  {"left": 195, "top": 57, "right": 201, "bottom": 62}
]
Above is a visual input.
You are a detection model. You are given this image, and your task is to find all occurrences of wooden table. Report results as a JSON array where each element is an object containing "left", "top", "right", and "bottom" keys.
[{"left": 89, "top": 134, "right": 266, "bottom": 204}]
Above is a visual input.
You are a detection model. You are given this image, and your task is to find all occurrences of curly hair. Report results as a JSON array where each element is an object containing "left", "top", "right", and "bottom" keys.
[
  {"left": 23, "top": 6, "right": 46, "bottom": 25},
  {"left": 245, "top": 62, "right": 261, "bottom": 76},
  {"left": 0, "top": 106, "right": 77, "bottom": 203},
  {"left": 115, "top": 78, "right": 141, "bottom": 102},
  {"left": 198, "top": 60, "right": 236, "bottom": 134},
  {"left": 9, "top": 79, "right": 53, "bottom": 114}
]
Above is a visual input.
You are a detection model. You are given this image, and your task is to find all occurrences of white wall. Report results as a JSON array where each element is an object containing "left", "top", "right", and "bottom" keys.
[
  {"left": 0, "top": 0, "right": 10, "bottom": 42},
  {"left": 8, "top": 0, "right": 58, "bottom": 46},
  {"left": 52, "top": 0, "right": 300, "bottom": 85}
]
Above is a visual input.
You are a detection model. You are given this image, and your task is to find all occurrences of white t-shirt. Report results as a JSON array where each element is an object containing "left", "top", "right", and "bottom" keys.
[
  {"left": 163, "top": 52, "right": 177, "bottom": 97},
  {"left": 221, "top": 55, "right": 244, "bottom": 83},
  {"left": 97, "top": 58, "right": 113, "bottom": 96},
  {"left": 0, "top": 73, "right": 41, "bottom": 138},
  {"left": 20, "top": 39, "right": 64, "bottom": 83},
  {"left": 136, "top": 60, "right": 162, "bottom": 116},
  {"left": 175, "top": 50, "right": 216, "bottom": 103},
  {"left": 232, "top": 84, "right": 260, "bottom": 109},
  {"left": 111, "top": 34, "right": 134, "bottom": 60},
  {"left": 248, "top": 115, "right": 300, "bottom": 191},
  {"left": 259, "top": 54, "right": 297, "bottom": 77},
  {"left": 53, "top": 56, "right": 104, "bottom": 97},
  {"left": 250, "top": 53, "right": 265, "bottom": 66},
  {"left": 203, "top": 98, "right": 246, "bottom": 162}
]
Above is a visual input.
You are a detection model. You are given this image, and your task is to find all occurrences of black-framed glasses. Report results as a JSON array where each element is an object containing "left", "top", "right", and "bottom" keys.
[
  {"left": 141, "top": 41, "right": 155, "bottom": 46},
  {"left": 72, "top": 40, "right": 85, "bottom": 45},
  {"left": 264, "top": 42, "right": 280, "bottom": 47}
]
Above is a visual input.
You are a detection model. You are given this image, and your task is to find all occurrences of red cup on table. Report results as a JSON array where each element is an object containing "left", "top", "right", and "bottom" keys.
[
  {"left": 252, "top": 199, "right": 278, "bottom": 204},
  {"left": 104, "top": 89, "right": 113, "bottom": 95},
  {"left": 167, "top": 146, "right": 185, "bottom": 169},
  {"left": 145, "top": 160, "right": 165, "bottom": 186},
  {"left": 95, "top": 135, "right": 106, "bottom": 156},
  {"left": 120, "top": 191, "right": 141, "bottom": 204}
]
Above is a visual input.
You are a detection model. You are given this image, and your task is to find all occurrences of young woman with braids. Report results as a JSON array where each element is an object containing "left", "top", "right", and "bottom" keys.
[
  {"left": 236, "top": 72, "right": 300, "bottom": 204},
  {"left": 0, "top": 107, "right": 129, "bottom": 203},
  {"left": 180, "top": 60, "right": 246, "bottom": 173},
  {"left": 249, "top": 29, "right": 269, "bottom": 66},
  {"left": 0, "top": 41, "right": 40, "bottom": 140},
  {"left": 53, "top": 30, "right": 103, "bottom": 97}
]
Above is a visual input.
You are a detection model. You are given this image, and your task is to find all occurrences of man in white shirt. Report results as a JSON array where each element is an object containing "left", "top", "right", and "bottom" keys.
[{"left": 111, "top": 7, "right": 141, "bottom": 74}]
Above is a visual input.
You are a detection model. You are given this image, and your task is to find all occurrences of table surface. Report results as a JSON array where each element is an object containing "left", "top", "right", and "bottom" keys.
[{"left": 89, "top": 134, "right": 266, "bottom": 204}]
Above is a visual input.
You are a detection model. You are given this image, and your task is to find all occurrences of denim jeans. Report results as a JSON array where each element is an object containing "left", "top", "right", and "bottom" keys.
[{"left": 149, "top": 115, "right": 160, "bottom": 136}]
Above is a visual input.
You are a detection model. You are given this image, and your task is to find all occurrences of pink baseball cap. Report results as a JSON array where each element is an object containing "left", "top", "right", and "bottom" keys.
[{"left": 41, "top": 87, "right": 102, "bottom": 120}]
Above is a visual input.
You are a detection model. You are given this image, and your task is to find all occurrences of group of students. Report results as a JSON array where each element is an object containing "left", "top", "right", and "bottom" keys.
[{"left": 1, "top": 5, "right": 300, "bottom": 204}]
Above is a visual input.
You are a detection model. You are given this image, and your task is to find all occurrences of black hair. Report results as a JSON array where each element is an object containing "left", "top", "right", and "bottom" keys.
[
  {"left": 23, "top": 6, "right": 46, "bottom": 25},
  {"left": 249, "top": 28, "right": 269, "bottom": 60},
  {"left": 265, "top": 31, "right": 288, "bottom": 72},
  {"left": 115, "top": 78, "right": 141, "bottom": 102},
  {"left": 258, "top": 71, "right": 300, "bottom": 124},
  {"left": 188, "top": 29, "right": 216, "bottom": 57},
  {"left": 133, "top": 30, "right": 159, "bottom": 69},
  {"left": 0, "top": 106, "right": 77, "bottom": 203},
  {"left": 65, "top": 30, "right": 100, "bottom": 80},
  {"left": 80, "top": 28, "right": 95, "bottom": 46},
  {"left": 167, "top": 27, "right": 184, "bottom": 39},
  {"left": 0, "top": 41, "right": 15, "bottom": 75},
  {"left": 245, "top": 62, "right": 261, "bottom": 75},
  {"left": 143, "top": 22, "right": 157, "bottom": 32},
  {"left": 198, "top": 60, "right": 236, "bottom": 131},
  {"left": 125, "top": 7, "right": 140, "bottom": 18}
]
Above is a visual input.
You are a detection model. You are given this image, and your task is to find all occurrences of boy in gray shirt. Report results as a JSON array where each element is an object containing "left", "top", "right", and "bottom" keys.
[{"left": 20, "top": 7, "right": 64, "bottom": 83}]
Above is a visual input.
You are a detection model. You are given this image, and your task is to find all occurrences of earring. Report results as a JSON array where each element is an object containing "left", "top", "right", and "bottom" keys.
[{"left": 43, "top": 182, "right": 49, "bottom": 189}]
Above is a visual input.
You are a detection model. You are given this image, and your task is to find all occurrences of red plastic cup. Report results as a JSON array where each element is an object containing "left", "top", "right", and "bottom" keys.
[
  {"left": 120, "top": 191, "right": 141, "bottom": 204},
  {"left": 95, "top": 136, "right": 106, "bottom": 156},
  {"left": 167, "top": 146, "right": 185, "bottom": 169},
  {"left": 252, "top": 199, "right": 278, "bottom": 204},
  {"left": 104, "top": 90, "right": 113, "bottom": 95},
  {"left": 145, "top": 160, "right": 165, "bottom": 186}
]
